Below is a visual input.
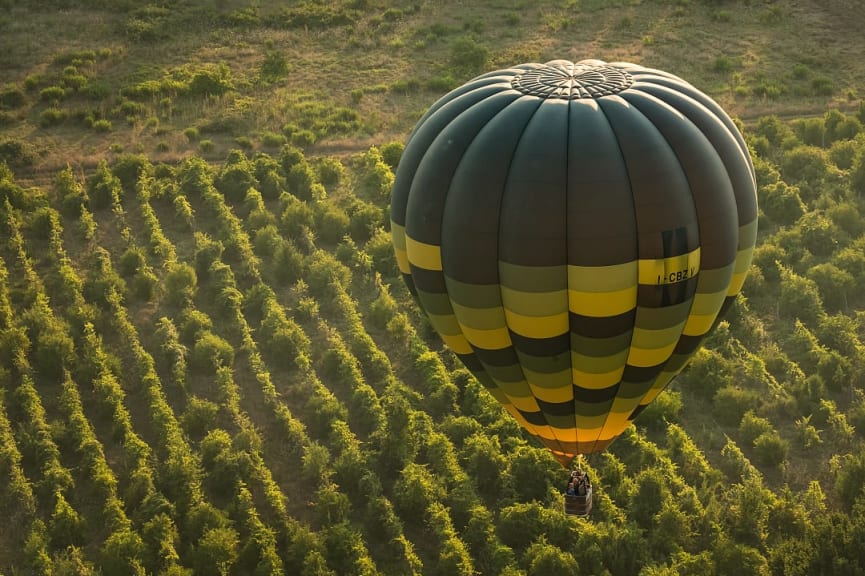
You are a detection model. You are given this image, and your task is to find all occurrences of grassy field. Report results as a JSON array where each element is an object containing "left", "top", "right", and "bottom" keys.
[{"left": 2, "top": 0, "right": 865, "bottom": 182}]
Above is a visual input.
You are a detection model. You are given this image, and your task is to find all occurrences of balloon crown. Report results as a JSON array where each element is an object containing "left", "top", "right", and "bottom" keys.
[{"left": 511, "top": 59, "right": 633, "bottom": 100}]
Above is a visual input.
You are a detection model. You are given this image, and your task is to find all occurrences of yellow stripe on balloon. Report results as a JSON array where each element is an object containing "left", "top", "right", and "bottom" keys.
[
  {"left": 597, "top": 400, "right": 636, "bottom": 441},
  {"left": 638, "top": 247, "right": 701, "bottom": 286},
  {"left": 395, "top": 248, "right": 410, "bottom": 274},
  {"left": 572, "top": 366, "right": 624, "bottom": 389},
  {"left": 595, "top": 421, "right": 631, "bottom": 443},
  {"left": 503, "top": 309, "right": 569, "bottom": 339},
  {"left": 458, "top": 322, "right": 512, "bottom": 350},
  {"left": 626, "top": 340, "right": 679, "bottom": 368},
  {"left": 528, "top": 379, "right": 574, "bottom": 404},
  {"left": 503, "top": 392, "right": 542, "bottom": 413},
  {"left": 405, "top": 234, "right": 442, "bottom": 271},
  {"left": 682, "top": 312, "right": 717, "bottom": 337},
  {"left": 568, "top": 286, "right": 637, "bottom": 317},
  {"left": 439, "top": 332, "right": 473, "bottom": 355},
  {"left": 727, "top": 245, "right": 755, "bottom": 296}
]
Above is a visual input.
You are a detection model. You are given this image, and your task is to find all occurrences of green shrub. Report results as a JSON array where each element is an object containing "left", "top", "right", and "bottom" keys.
[
  {"left": 0, "top": 85, "right": 25, "bottom": 109},
  {"left": 348, "top": 202, "right": 385, "bottom": 243},
  {"left": 189, "top": 331, "right": 234, "bottom": 373},
  {"left": 188, "top": 64, "right": 233, "bottom": 97},
  {"left": 260, "top": 50, "right": 290, "bottom": 83},
  {"left": 290, "top": 129, "right": 316, "bottom": 147},
  {"left": 359, "top": 146, "right": 394, "bottom": 199},
  {"left": 23, "top": 74, "right": 42, "bottom": 91},
  {"left": 233, "top": 136, "right": 253, "bottom": 150},
  {"left": 119, "top": 247, "right": 145, "bottom": 277},
  {"left": 62, "top": 73, "right": 87, "bottom": 91},
  {"left": 389, "top": 78, "right": 420, "bottom": 94},
  {"left": 279, "top": 144, "right": 305, "bottom": 172},
  {"left": 164, "top": 262, "right": 197, "bottom": 306},
  {"left": 379, "top": 141, "right": 404, "bottom": 170},
  {"left": 286, "top": 161, "right": 316, "bottom": 200},
  {"left": 0, "top": 139, "right": 38, "bottom": 166},
  {"left": 39, "top": 107, "right": 67, "bottom": 127},
  {"left": 828, "top": 139, "right": 858, "bottom": 169},
  {"left": 252, "top": 225, "right": 282, "bottom": 258},
  {"left": 738, "top": 411, "right": 774, "bottom": 445},
  {"left": 182, "top": 396, "right": 220, "bottom": 440},
  {"left": 316, "top": 157, "right": 344, "bottom": 187},
  {"left": 759, "top": 181, "right": 805, "bottom": 225},
  {"left": 449, "top": 36, "right": 489, "bottom": 76},
  {"left": 184, "top": 127, "right": 200, "bottom": 142},
  {"left": 752, "top": 431, "right": 788, "bottom": 466},
  {"left": 426, "top": 74, "right": 458, "bottom": 92},
  {"left": 92, "top": 119, "right": 112, "bottom": 132},
  {"left": 39, "top": 85, "right": 66, "bottom": 102},
  {"left": 713, "top": 386, "right": 760, "bottom": 426},
  {"left": 315, "top": 204, "right": 350, "bottom": 245},
  {"left": 365, "top": 227, "right": 397, "bottom": 275},
  {"left": 636, "top": 390, "right": 683, "bottom": 433},
  {"left": 131, "top": 268, "right": 158, "bottom": 301},
  {"left": 811, "top": 76, "right": 833, "bottom": 96},
  {"left": 261, "top": 131, "right": 286, "bottom": 148}
]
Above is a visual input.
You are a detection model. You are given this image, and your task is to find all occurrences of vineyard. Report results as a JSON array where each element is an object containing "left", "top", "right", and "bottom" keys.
[{"left": 1, "top": 107, "right": 865, "bottom": 574}]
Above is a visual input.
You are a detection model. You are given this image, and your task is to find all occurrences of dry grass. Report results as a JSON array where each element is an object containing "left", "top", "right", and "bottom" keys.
[{"left": 2, "top": 0, "right": 864, "bottom": 184}]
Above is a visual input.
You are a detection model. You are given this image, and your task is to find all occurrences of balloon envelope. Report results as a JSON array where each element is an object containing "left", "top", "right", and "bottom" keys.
[{"left": 390, "top": 59, "right": 757, "bottom": 467}]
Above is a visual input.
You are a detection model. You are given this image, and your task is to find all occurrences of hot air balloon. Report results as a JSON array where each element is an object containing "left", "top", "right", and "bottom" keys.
[{"left": 390, "top": 59, "right": 757, "bottom": 473}]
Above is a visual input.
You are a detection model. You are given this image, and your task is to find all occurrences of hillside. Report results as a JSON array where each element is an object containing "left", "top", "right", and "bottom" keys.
[
  {"left": 3, "top": 0, "right": 865, "bottom": 179},
  {"left": 1, "top": 1, "right": 865, "bottom": 575}
]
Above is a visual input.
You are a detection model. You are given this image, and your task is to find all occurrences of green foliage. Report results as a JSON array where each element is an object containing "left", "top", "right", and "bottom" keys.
[
  {"left": 286, "top": 161, "right": 317, "bottom": 201},
  {"left": 379, "top": 141, "right": 404, "bottom": 170},
  {"left": 314, "top": 203, "right": 350, "bottom": 245},
  {"left": 759, "top": 181, "right": 805, "bottom": 225},
  {"left": 779, "top": 267, "right": 824, "bottom": 326},
  {"left": 188, "top": 63, "right": 234, "bottom": 97},
  {"left": 192, "top": 526, "right": 239, "bottom": 575},
  {"left": 449, "top": 36, "right": 489, "bottom": 77},
  {"left": 87, "top": 160, "right": 123, "bottom": 210},
  {"left": 506, "top": 447, "right": 559, "bottom": 503},
  {"left": 39, "top": 106, "right": 67, "bottom": 127},
  {"left": 358, "top": 147, "right": 394, "bottom": 200},
  {"left": 189, "top": 331, "right": 234, "bottom": 374},
  {"left": 636, "top": 390, "right": 683, "bottom": 432},
  {"left": 259, "top": 50, "right": 290, "bottom": 83},
  {"left": 739, "top": 411, "right": 774, "bottom": 445},
  {"left": 752, "top": 431, "right": 788, "bottom": 467},
  {"left": 0, "top": 140, "right": 38, "bottom": 168},
  {"left": 215, "top": 151, "right": 256, "bottom": 203},
  {"left": 164, "top": 262, "right": 197, "bottom": 306},
  {"left": 315, "top": 157, "right": 344, "bottom": 187},
  {"left": 524, "top": 536, "right": 579, "bottom": 575},
  {"left": 755, "top": 115, "right": 795, "bottom": 147},
  {"left": 781, "top": 145, "right": 831, "bottom": 189},
  {"left": 101, "top": 528, "right": 146, "bottom": 575},
  {"left": 713, "top": 386, "right": 760, "bottom": 427},
  {"left": 181, "top": 396, "right": 220, "bottom": 441}
]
